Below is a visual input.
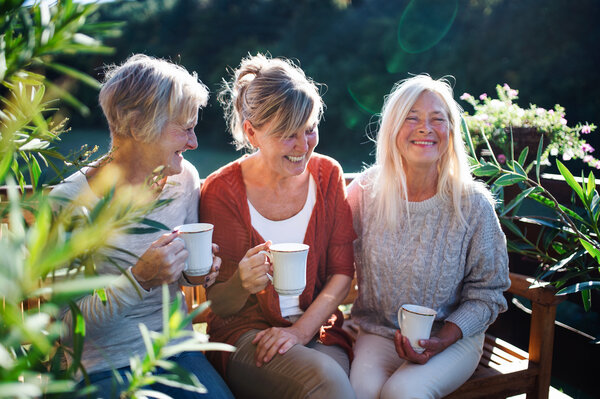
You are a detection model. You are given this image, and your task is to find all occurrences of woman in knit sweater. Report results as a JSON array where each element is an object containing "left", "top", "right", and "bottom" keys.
[
  {"left": 347, "top": 75, "right": 510, "bottom": 399},
  {"left": 200, "top": 54, "right": 356, "bottom": 399}
]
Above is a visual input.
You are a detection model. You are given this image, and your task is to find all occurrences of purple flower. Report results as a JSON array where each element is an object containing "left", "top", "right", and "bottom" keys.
[
  {"left": 584, "top": 155, "right": 594, "bottom": 163},
  {"left": 479, "top": 93, "right": 488, "bottom": 100},
  {"left": 560, "top": 118, "right": 567, "bottom": 125},
  {"left": 548, "top": 110, "right": 555, "bottom": 115},
  {"left": 497, "top": 154, "right": 506, "bottom": 164},
  {"left": 460, "top": 93, "right": 471, "bottom": 100},
  {"left": 595, "top": 162, "right": 600, "bottom": 170},
  {"left": 582, "top": 143, "right": 594, "bottom": 153},
  {"left": 582, "top": 124, "right": 592, "bottom": 134}
]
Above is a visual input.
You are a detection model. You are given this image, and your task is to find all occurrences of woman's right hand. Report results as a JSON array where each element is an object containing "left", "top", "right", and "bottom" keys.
[
  {"left": 238, "top": 241, "right": 272, "bottom": 294},
  {"left": 131, "top": 231, "right": 188, "bottom": 291}
]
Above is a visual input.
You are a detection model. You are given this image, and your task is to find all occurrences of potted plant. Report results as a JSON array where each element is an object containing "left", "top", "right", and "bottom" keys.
[
  {"left": 461, "top": 83, "right": 597, "bottom": 168},
  {"left": 463, "top": 116, "right": 599, "bottom": 315}
]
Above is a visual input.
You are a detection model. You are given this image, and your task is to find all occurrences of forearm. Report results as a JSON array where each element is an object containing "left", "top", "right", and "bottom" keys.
[
  {"left": 289, "top": 274, "right": 352, "bottom": 343},
  {"left": 434, "top": 321, "right": 463, "bottom": 350},
  {"left": 206, "top": 269, "right": 251, "bottom": 316}
]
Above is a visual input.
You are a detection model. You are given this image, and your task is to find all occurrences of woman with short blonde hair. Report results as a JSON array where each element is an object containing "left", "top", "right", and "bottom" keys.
[
  {"left": 99, "top": 53, "right": 208, "bottom": 143},
  {"left": 348, "top": 75, "right": 510, "bottom": 398},
  {"left": 52, "top": 54, "right": 232, "bottom": 399}
]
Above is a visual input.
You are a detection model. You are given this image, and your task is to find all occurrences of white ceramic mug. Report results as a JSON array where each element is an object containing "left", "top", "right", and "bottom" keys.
[
  {"left": 174, "top": 223, "right": 214, "bottom": 276},
  {"left": 398, "top": 304, "right": 437, "bottom": 354},
  {"left": 259, "top": 243, "right": 309, "bottom": 296}
]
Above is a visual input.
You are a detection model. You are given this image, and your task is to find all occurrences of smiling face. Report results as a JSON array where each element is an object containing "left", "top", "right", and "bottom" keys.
[
  {"left": 248, "top": 118, "right": 319, "bottom": 179},
  {"left": 154, "top": 114, "right": 199, "bottom": 176},
  {"left": 396, "top": 91, "right": 450, "bottom": 173}
]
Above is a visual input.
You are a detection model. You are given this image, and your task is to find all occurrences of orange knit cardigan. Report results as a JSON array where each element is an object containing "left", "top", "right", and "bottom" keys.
[{"left": 200, "top": 153, "right": 356, "bottom": 375}]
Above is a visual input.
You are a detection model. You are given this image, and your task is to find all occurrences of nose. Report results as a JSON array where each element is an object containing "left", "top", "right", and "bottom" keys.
[
  {"left": 187, "top": 130, "right": 198, "bottom": 150},
  {"left": 418, "top": 119, "right": 432, "bottom": 134},
  {"left": 295, "top": 132, "right": 309, "bottom": 152}
]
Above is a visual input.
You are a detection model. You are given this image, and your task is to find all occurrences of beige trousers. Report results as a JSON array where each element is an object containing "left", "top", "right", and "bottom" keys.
[
  {"left": 350, "top": 330, "right": 484, "bottom": 399},
  {"left": 226, "top": 329, "right": 356, "bottom": 399}
]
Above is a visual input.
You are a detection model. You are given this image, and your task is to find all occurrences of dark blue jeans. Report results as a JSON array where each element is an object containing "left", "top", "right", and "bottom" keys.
[{"left": 79, "top": 351, "right": 233, "bottom": 399}]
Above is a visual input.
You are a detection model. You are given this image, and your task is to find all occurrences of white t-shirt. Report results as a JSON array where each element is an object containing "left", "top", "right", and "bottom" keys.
[{"left": 248, "top": 175, "right": 316, "bottom": 317}]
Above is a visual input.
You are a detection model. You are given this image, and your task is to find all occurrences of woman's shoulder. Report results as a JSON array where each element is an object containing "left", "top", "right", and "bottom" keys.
[
  {"left": 308, "top": 152, "right": 343, "bottom": 175},
  {"left": 50, "top": 169, "right": 89, "bottom": 198},
  {"left": 462, "top": 181, "right": 498, "bottom": 217}
]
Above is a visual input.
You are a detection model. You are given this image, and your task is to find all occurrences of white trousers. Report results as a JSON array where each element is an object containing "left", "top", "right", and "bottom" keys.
[{"left": 349, "top": 330, "right": 484, "bottom": 399}]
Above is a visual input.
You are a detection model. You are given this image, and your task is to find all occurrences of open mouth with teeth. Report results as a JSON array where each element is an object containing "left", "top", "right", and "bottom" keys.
[
  {"left": 285, "top": 154, "right": 305, "bottom": 163},
  {"left": 411, "top": 140, "right": 436, "bottom": 146}
]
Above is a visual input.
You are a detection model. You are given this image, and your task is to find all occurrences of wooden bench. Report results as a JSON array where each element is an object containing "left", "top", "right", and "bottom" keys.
[{"left": 182, "top": 271, "right": 564, "bottom": 399}]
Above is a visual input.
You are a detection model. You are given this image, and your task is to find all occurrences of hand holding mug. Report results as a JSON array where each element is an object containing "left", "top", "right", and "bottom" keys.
[
  {"left": 258, "top": 243, "right": 309, "bottom": 296},
  {"left": 238, "top": 242, "right": 272, "bottom": 294},
  {"left": 132, "top": 231, "right": 188, "bottom": 290}
]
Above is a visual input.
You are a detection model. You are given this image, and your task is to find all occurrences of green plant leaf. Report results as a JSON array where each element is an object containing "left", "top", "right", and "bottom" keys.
[
  {"left": 540, "top": 250, "right": 586, "bottom": 280},
  {"left": 123, "top": 227, "right": 162, "bottom": 235},
  {"left": 472, "top": 162, "right": 500, "bottom": 177},
  {"left": 494, "top": 172, "right": 526, "bottom": 186},
  {"left": 556, "top": 160, "right": 586, "bottom": 204},
  {"left": 581, "top": 288, "right": 591, "bottom": 311},
  {"left": 556, "top": 281, "right": 600, "bottom": 295},
  {"left": 461, "top": 115, "right": 477, "bottom": 159},
  {"left": 500, "top": 186, "right": 539, "bottom": 216},
  {"left": 579, "top": 239, "right": 600, "bottom": 264},
  {"left": 511, "top": 160, "right": 527, "bottom": 177},
  {"left": 518, "top": 146, "right": 529, "bottom": 167},
  {"left": 45, "top": 61, "right": 101, "bottom": 89},
  {"left": 139, "top": 218, "right": 170, "bottom": 231},
  {"left": 535, "top": 136, "right": 544, "bottom": 184},
  {"left": 586, "top": 170, "right": 596, "bottom": 203}
]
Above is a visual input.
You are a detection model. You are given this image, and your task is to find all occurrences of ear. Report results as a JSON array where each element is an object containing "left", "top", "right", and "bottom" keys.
[
  {"left": 243, "top": 119, "right": 259, "bottom": 148},
  {"left": 128, "top": 111, "right": 146, "bottom": 142}
]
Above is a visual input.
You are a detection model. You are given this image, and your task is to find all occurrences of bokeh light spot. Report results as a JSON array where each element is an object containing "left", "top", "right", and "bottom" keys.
[{"left": 398, "top": 0, "right": 458, "bottom": 54}]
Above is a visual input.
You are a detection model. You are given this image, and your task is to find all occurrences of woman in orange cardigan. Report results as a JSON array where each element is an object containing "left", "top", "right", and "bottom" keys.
[{"left": 200, "top": 54, "right": 356, "bottom": 399}]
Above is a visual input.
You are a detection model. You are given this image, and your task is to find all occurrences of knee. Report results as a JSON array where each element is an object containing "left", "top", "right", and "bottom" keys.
[
  {"left": 380, "top": 375, "right": 434, "bottom": 399},
  {"left": 305, "top": 355, "right": 354, "bottom": 399},
  {"left": 350, "top": 368, "right": 384, "bottom": 399}
]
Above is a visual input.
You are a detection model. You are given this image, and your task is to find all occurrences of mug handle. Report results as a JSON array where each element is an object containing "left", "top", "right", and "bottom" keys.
[
  {"left": 398, "top": 307, "right": 403, "bottom": 331},
  {"left": 257, "top": 250, "right": 273, "bottom": 282}
]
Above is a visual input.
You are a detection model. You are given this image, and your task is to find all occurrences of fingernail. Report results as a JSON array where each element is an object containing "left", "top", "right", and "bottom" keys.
[
  {"left": 215, "top": 266, "right": 220, "bottom": 271},
  {"left": 205, "top": 276, "right": 210, "bottom": 282}
]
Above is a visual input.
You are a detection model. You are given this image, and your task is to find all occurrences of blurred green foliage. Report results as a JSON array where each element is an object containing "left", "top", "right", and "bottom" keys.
[{"left": 64, "top": 0, "right": 600, "bottom": 174}]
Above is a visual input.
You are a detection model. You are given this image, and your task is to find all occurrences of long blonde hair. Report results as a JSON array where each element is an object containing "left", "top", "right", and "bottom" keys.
[{"left": 371, "top": 75, "right": 477, "bottom": 228}]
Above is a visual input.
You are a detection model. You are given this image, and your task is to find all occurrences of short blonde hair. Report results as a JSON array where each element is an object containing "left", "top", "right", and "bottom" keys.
[
  {"left": 370, "top": 74, "right": 479, "bottom": 228},
  {"left": 219, "top": 53, "right": 323, "bottom": 150},
  {"left": 99, "top": 54, "right": 209, "bottom": 143}
]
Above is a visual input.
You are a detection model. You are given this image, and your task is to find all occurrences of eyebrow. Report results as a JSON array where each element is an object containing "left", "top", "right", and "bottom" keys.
[{"left": 408, "top": 109, "right": 446, "bottom": 115}]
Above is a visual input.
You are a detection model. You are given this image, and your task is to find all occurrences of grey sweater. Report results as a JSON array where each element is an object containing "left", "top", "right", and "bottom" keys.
[
  {"left": 50, "top": 159, "right": 200, "bottom": 375},
  {"left": 348, "top": 169, "right": 510, "bottom": 339}
]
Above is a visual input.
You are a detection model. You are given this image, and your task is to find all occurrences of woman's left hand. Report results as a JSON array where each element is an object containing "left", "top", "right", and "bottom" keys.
[
  {"left": 184, "top": 243, "right": 221, "bottom": 288},
  {"left": 251, "top": 326, "right": 308, "bottom": 367},
  {"left": 394, "top": 321, "right": 463, "bottom": 365}
]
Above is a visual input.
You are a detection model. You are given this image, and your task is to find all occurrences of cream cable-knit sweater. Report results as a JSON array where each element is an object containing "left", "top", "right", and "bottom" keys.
[{"left": 348, "top": 168, "right": 510, "bottom": 339}]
